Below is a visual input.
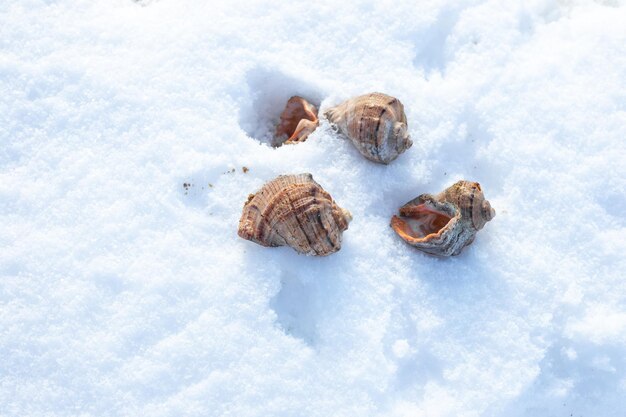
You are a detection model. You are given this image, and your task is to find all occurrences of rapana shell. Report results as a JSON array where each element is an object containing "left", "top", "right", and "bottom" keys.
[
  {"left": 275, "top": 96, "right": 319, "bottom": 145},
  {"left": 390, "top": 180, "right": 495, "bottom": 256},
  {"left": 238, "top": 173, "right": 352, "bottom": 256},
  {"left": 324, "top": 92, "right": 412, "bottom": 164}
]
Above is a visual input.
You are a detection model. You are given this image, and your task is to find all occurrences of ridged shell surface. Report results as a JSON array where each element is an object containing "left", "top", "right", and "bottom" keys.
[
  {"left": 324, "top": 92, "right": 412, "bottom": 164},
  {"left": 390, "top": 180, "right": 495, "bottom": 256},
  {"left": 238, "top": 173, "right": 352, "bottom": 256}
]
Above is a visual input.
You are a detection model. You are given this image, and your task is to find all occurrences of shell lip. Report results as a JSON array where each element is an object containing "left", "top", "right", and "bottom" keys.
[
  {"left": 341, "top": 208, "right": 353, "bottom": 226},
  {"left": 390, "top": 200, "right": 459, "bottom": 244}
]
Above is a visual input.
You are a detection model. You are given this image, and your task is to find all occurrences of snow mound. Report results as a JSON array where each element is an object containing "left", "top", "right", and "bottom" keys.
[{"left": 1, "top": 0, "right": 625, "bottom": 416}]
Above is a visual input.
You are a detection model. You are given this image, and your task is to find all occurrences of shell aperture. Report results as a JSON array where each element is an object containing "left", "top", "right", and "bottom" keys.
[
  {"left": 391, "top": 180, "right": 495, "bottom": 256},
  {"left": 275, "top": 96, "right": 319, "bottom": 145}
]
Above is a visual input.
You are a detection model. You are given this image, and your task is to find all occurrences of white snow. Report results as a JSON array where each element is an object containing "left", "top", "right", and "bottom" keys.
[{"left": 1, "top": 0, "right": 625, "bottom": 416}]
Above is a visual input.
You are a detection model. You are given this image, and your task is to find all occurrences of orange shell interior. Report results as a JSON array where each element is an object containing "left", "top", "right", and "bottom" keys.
[
  {"left": 275, "top": 98, "right": 318, "bottom": 143},
  {"left": 391, "top": 203, "right": 453, "bottom": 242}
]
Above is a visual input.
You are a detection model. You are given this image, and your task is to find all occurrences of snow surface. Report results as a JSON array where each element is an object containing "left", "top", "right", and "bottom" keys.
[{"left": 1, "top": 0, "right": 625, "bottom": 416}]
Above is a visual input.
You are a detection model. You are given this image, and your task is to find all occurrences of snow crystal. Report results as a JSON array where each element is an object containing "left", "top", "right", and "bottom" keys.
[{"left": 1, "top": 0, "right": 625, "bottom": 416}]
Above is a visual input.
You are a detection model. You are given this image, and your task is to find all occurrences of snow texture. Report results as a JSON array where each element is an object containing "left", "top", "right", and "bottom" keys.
[{"left": 1, "top": 0, "right": 625, "bottom": 416}]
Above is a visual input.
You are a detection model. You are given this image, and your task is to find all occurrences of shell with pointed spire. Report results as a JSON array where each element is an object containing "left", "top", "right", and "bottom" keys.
[
  {"left": 238, "top": 173, "right": 352, "bottom": 256},
  {"left": 324, "top": 92, "right": 412, "bottom": 164},
  {"left": 390, "top": 180, "right": 495, "bottom": 256},
  {"left": 275, "top": 96, "right": 319, "bottom": 146}
]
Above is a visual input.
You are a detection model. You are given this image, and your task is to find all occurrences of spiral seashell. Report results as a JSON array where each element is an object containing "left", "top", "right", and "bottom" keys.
[
  {"left": 324, "top": 92, "right": 413, "bottom": 164},
  {"left": 275, "top": 96, "right": 319, "bottom": 145},
  {"left": 238, "top": 173, "right": 352, "bottom": 256},
  {"left": 390, "top": 180, "right": 495, "bottom": 256}
]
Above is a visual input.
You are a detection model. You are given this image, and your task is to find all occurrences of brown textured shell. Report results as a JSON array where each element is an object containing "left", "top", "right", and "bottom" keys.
[
  {"left": 390, "top": 180, "right": 495, "bottom": 256},
  {"left": 238, "top": 173, "right": 352, "bottom": 256},
  {"left": 275, "top": 96, "right": 319, "bottom": 145},
  {"left": 324, "top": 92, "right": 413, "bottom": 164}
]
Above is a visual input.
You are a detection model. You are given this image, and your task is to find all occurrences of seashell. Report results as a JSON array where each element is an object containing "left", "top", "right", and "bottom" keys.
[
  {"left": 390, "top": 180, "right": 495, "bottom": 256},
  {"left": 275, "top": 96, "right": 319, "bottom": 145},
  {"left": 324, "top": 92, "right": 413, "bottom": 164},
  {"left": 238, "top": 173, "right": 352, "bottom": 256}
]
